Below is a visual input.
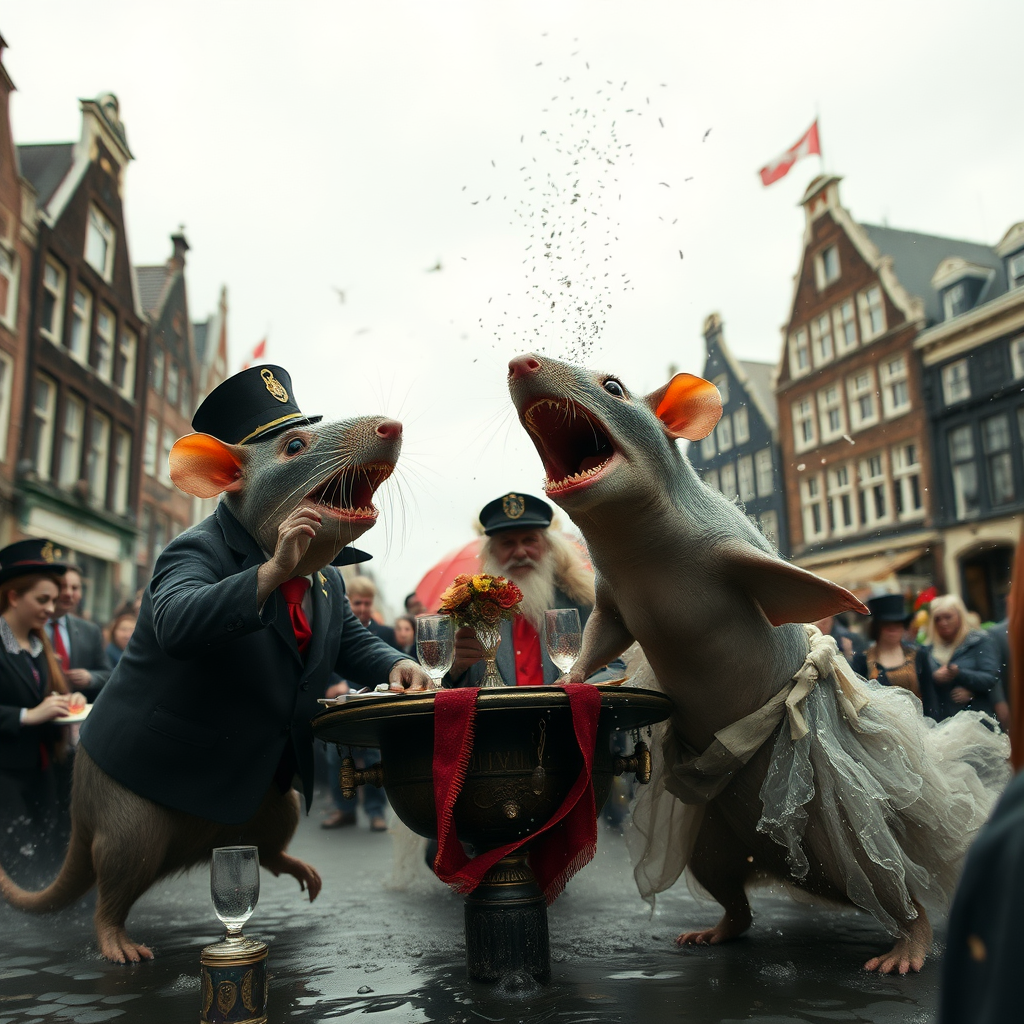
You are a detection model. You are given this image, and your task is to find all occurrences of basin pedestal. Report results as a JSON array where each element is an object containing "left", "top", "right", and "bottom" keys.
[{"left": 312, "top": 685, "right": 671, "bottom": 984}]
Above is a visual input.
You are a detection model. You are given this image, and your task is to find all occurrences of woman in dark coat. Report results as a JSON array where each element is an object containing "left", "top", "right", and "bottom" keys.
[
  {"left": 0, "top": 540, "right": 81, "bottom": 858},
  {"left": 852, "top": 593, "right": 938, "bottom": 718},
  {"left": 922, "top": 594, "right": 1001, "bottom": 722}
]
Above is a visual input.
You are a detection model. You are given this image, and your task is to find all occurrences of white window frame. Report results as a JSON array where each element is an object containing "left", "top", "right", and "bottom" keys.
[
  {"left": 789, "top": 328, "right": 811, "bottom": 379},
  {"left": 1011, "top": 335, "right": 1024, "bottom": 379},
  {"left": 858, "top": 285, "right": 886, "bottom": 342},
  {"left": 700, "top": 433, "right": 716, "bottom": 461},
  {"left": 758, "top": 510, "right": 779, "bottom": 548},
  {"left": 800, "top": 473, "right": 828, "bottom": 542},
  {"left": 817, "top": 384, "right": 846, "bottom": 443},
  {"left": 1009, "top": 251, "right": 1024, "bottom": 290},
  {"left": 880, "top": 355, "right": 911, "bottom": 418},
  {"left": 166, "top": 362, "right": 180, "bottom": 407},
  {"left": 0, "top": 350, "right": 13, "bottom": 463},
  {"left": 57, "top": 394, "right": 86, "bottom": 488},
  {"left": 857, "top": 452, "right": 891, "bottom": 529},
  {"left": 792, "top": 396, "right": 817, "bottom": 453},
  {"left": 85, "top": 204, "right": 116, "bottom": 282},
  {"left": 703, "top": 468, "right": 719, "bottom": 492},
  {"left": 720, "top": 462, "right": 737, "bottom": 500},
  {"left": 982, "top": 414, "right": 1015, "bottom": 507},
  {"left": 815, "top": 245, "right": 841, "bottom": 289},
  {"left": 117, "top": 327, "right": 138, "bottom": 400},
  {"left": 712, "top": 374, "right": 730, "bottom": 406},
  {"left": 893, "top": 442, "right": 926, "bottom": 521},
  {"left": 95, "top": 304, "right": 115, "bottom": 382},
  {"left": 40, "top": 258, "right": 66, "bottom": 343},
  {"left": 943, "top": 281, "right": 970, "bottom": 320},
  {"left": 810, "top": 312, "right": 834, "bottom": 366},
  {"left": 716, "top": 414, "right": 733, "bottom": 453},
  {"left": 31, "top": 374, "right": 57, "bottom": 480},
  {"left": 833, "top": 299, "right": 858, "bottom": 355},
  {"left": 0, "top": 242, "right": 19, "bottom": 329},
  {"left": 112, "top": 428, "right": 131, "bottom": 515},
  {"left": 755, "top": 448, "right": 774, "bottom": 497},
  {"left": 941, "top": 359, "right": 971, "bottom": 405},
  {"left": 737, "top": 454, "right": 756, "bottom": 502},
  {"left": 86, "top": 411, "right": 111, "bottom": 507},
  {"left": 161, "top": 426, "right": 176, "bottom": 486},
  {"left": 144, "top": 416, "right": 159, "bottom": 476},
  {"left": 69, "top": 285, "right": 92, "bottom": 364},
  {"left": 827, "top": 464, "right": 858, "bottom": 537},
  {"left": 732, "top": 406, "right": 750, "bottom": 445},
  {"left": 846, "top": 369, "right": 879, "bottom": 431},
  {"left": 152, "top": 347, "right": 165, "bottom": 394}
]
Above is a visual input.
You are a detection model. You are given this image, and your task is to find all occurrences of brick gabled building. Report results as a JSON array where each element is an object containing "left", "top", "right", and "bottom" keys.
[
  {"left": 0, "top": 35, "right": 35, "bottom": 545},
  {"left": 687, "top": 313, "right": 790, "bottom": 555},
  {"left": 189, "top": 284, "right": 229, "bottom": 525},
  {"left": 134, "top": 232, "right": 199, "bottom": 584},
  {"left": 15, "top": 93, "right": 146, "bottom": 619}
]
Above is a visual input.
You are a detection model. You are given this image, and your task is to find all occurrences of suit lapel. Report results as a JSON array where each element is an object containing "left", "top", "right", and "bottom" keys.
[{"left": 8, "top": 650, "right": 43, "bottom": 703}]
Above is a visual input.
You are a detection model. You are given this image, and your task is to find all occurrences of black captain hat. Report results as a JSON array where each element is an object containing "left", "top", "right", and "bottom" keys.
[
  {"left": 191, "top": 364, "right": 322, "bottom": 446},
  {"left": 0, "top": 538, "right": 69, "bottom": 586},
  {"left": 479, "top": 493, "right": 553, "bottom": 535},
  {"left": 866, "top": 593, "right": 910, "bottom": 624}
]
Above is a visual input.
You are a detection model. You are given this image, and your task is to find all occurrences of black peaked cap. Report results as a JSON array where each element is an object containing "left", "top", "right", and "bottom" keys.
[
  {"left": 479, "top": 492, "right": 553, "bottom": 535},
  {"left": 0, "top": 538, "right": 69, "bottom": 586},
  {"left": 866, "top": 593, "right": 910, "bottom": 623},
  {"left": 192, "top": 364, "right": 322, "bottom": 446}
]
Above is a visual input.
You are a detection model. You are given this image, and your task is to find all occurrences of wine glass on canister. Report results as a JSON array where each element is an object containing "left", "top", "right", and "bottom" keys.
[
  {"left": 544, "top": 608, "right": 582, "bottom": 680},
  {"left": 416, "top": 613, "right": 455, "bottom": 689},
  {"left": 211, "top": 846, "right": 260, "bottom": 945}
]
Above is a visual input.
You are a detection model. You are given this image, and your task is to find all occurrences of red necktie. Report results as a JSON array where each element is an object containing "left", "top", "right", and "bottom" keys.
[
  {"left": 52, "top": 622, "right": 71, "bottom": 673},
  {"left": 279, "top": 578, "right": 312, "bottom": 657}
]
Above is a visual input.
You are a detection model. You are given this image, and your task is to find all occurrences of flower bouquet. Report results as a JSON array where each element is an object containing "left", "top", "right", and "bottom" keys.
[{"left": 439, "top": 574, "right": 523, "bottom": 687}]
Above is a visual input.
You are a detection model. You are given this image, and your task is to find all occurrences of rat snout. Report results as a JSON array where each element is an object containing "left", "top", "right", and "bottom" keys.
[
  {"left": 375, "top": 418, "right": 403, "bottom": 440},
  {"left": 508, "top": 354, "right": 542, "bottom": 381}
]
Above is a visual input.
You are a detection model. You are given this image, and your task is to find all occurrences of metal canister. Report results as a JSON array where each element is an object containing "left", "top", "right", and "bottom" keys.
[{"left": 199, "top": 938, "right": 268, "bottom": 1024}]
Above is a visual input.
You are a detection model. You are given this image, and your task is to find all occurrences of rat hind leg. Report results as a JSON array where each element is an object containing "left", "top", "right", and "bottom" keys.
[
  {"left": 676, "top": 800, "right": 756, "bottom": 947},
  {"left": 91, "top": 833, "right": 161, "bottom": 963}
]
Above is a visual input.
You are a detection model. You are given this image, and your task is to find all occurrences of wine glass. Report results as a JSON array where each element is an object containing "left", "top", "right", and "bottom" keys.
[
  {"left": 211, "top": 846, "right": 260, "bottom": 943},
  {"left": 544, "top": 608, "right": 582, "bottom": 678},
  {"left": 416, "top": 614, "right": 455, "bottom": 689}
]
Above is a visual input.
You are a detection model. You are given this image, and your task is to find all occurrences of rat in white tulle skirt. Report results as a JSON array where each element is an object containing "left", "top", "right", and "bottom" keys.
[{"left": 624, "top": 626, "right": 1010, "bottom": 974}]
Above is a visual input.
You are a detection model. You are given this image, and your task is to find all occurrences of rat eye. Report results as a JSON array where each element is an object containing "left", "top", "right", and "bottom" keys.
[
  {"left": 603, "top": 378, "right": 626, "bottom": 398},
  {"left": 285, "top": 437, "right": 306, "bottom": 456}
]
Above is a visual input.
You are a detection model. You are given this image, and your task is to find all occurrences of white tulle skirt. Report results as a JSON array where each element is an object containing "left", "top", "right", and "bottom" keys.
[{"left": 625, "top": 626, "right": 1011, "bottom": 935}]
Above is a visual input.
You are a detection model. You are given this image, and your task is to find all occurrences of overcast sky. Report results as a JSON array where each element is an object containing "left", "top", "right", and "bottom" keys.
[{"left": 4, "top": 1, "right": 1022, "bottom": 610}]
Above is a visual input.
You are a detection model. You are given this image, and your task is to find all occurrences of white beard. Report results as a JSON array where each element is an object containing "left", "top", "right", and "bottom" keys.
[{"left": 482, "top": 551, "right": 557, "bottom": 630}]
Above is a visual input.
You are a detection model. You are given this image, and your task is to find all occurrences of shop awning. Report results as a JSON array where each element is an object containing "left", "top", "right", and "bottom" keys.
[{"left": 806, "top": 547, "right": 927, "bottom": 589}]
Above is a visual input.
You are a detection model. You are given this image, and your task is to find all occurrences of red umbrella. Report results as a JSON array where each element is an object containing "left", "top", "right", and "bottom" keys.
[{"left": 414, "top": 538, "right": 484, "bottom": 613}]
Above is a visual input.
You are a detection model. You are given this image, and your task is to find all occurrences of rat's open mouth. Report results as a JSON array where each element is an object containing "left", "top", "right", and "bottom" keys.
[
  {"left": 524, "top": 399, "right": 619, "bottom": 495},
  {"left": 305, "top": 461, "right": 394, "bottom": 521}
]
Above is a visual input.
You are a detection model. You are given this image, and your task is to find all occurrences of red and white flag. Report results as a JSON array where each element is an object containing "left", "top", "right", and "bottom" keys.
[
  {"left": 241, "top": 338, "right": 266, "bottom": 370},
  {"left": 759, "top": 121, "right": 821, "bottom": 186}
]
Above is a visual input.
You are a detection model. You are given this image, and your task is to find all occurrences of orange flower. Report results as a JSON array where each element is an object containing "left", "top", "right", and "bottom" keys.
[{"left": 478, "top": 599, "right": 502, "bottom": 624}]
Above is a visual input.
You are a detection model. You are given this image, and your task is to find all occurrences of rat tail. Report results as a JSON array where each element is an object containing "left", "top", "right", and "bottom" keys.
[{"left": 0, "top": 821, "right": 96, "bottom": 913}]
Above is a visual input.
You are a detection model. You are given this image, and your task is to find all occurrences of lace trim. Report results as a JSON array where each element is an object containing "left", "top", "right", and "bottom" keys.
[{"left": 0, "top": 617, "right": 44, "bottom": 658}]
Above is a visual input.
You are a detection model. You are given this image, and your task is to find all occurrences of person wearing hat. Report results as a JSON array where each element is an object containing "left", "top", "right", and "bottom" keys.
[
  {"left": 0, "top": 539, "right": 84, "bottom": 856},
  {"left": 851, "top": 593, "right": 938, "bottom": 718},
  {"left": 448, "top": 492, "right": 622, "bottom": 687},
  {"left": 77, "top": 365, "right": 430, "bottom": 834}
]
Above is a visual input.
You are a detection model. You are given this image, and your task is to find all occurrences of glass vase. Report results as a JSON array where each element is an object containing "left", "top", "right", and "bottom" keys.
[{"left": 474, "top": 623, "right": 504, "bottom": 688}]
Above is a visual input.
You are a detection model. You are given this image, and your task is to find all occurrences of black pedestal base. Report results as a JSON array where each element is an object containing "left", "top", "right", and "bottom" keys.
[{"left": 463, "top": 853, "right": 550, "bottom": 984}]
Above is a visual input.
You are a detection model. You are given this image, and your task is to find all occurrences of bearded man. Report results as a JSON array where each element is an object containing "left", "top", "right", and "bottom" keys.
[{"left": 449, "top": 492, "right": 621, "bottom": 686}]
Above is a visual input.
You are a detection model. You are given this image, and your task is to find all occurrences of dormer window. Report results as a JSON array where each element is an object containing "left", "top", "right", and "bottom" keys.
[
  {"left": 943, "top": 281, "right": 970, "bottom": 319},
  {"left": 1009, "top": 251, "right": 1024, "bottom": 290},
  {"left": 815, "top": 245, "right": 840, "bottom": 289}
]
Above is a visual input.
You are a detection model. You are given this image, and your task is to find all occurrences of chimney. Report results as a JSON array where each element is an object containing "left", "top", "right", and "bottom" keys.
[
  {"left": 170, "top": 229, "right": 190, "bottom": 271},
  {"left": 800, "top": 173, "right": 843, "bottom": 227}
]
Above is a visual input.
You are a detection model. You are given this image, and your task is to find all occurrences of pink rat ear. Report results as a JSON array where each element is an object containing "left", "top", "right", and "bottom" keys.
[
  {"left": 645, "top": 373, "right": 723, "bottom": 440},
  {"left": 168, "top": 433, "right": 245, "bottom": 498}
]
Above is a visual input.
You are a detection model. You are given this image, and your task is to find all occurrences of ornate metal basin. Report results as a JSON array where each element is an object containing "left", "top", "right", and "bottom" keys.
[{"left": 312, "top": 684, "right": 671, "bottom": 983}]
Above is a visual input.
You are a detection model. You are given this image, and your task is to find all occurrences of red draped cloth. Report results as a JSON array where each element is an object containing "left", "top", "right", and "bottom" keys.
[{"left": 431, "top": 684, "right": 600, "bottom": 904}]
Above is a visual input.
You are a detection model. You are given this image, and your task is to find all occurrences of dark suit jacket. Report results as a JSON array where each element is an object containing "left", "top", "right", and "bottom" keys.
[
  {"left": 455, "top": 587, "right": 623, "bottom": 687},
  {"left": 80, "top": 503, "right": 406, "bottom": 825},
  {"left": 365, "top": 618, "right": 399, "bottom": 651},
  {"left": 56, "top": 614, "right": 111, "bottom": 701},
  {"left": 0, "top": 643, "right": 62, "bottom": 772}
]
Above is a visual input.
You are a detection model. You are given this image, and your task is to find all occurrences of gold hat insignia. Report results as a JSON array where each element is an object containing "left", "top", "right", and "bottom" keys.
[
  {"left": 261, "top": 368, "right": 289, "bottom": 403},
  {"left": 502, "top": 493, "right": 525, "bottom": 519},
  {"left": 40, "top": 541, "right": 62, "bottom": 563}
]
